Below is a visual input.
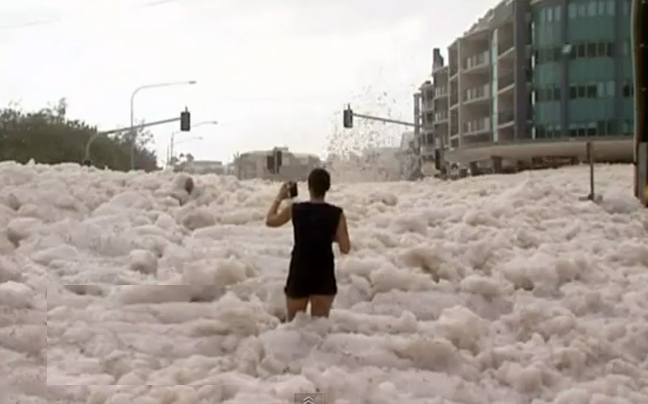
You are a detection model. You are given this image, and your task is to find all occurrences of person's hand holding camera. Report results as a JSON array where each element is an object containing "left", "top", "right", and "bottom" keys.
[{"left": 276, "top": 182, "right": 293, "bottom": 201}]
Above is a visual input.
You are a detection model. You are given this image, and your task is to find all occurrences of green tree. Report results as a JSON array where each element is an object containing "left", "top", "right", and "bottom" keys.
[{"left": 0, "top": 98, "right": 158, "bottom": 171}]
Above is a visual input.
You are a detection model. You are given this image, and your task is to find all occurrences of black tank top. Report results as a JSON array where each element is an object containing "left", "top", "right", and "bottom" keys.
[{"left": 290, "top": 202, "right": 343, "bottom": 270}]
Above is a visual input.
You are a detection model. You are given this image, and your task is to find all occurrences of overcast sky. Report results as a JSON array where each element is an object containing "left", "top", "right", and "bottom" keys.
[{"left": 2, "top": 0, "right": 495, "bottom": 164}]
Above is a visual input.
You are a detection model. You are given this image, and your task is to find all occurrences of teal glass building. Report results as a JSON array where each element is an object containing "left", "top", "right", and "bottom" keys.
[{"left": 531, "top": 0, "right": 634, "bottom": 139}]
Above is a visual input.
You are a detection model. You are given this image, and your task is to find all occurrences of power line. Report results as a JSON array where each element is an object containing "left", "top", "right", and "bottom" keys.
[{"left": 0, "top": 0, "right": 188, "bottom": 31}]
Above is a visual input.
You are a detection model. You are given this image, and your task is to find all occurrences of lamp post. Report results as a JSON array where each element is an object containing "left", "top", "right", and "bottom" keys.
[
  {"left": 168, "top": 120, "right": 218, "bottom": 167},
  {"left": 129, "top": 80, "right": 197, "bottom": 170},
  {"left": 168, "top": 136, "right": 204, "bottom": 169}
]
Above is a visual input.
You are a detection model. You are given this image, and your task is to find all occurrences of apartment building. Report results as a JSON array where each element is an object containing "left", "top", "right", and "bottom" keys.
[{"left": 418, "top": 0, "right": 634, "bottom": 170}]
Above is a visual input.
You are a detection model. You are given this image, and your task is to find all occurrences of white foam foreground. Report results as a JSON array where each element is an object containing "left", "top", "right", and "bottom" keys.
[{"left": 0, "top": 161, "right": 647, "bottom": 404}]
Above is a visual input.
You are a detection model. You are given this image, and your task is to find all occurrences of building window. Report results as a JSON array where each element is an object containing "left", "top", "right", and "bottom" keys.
[
  {"left": 587, "top": 122, "right": 597, "bottom": 136},
  {"left": 578, "top": 3, "right": 587, "bottom": 16},
  {"left": 569, "top": 3, "right": 577, "bottom": 18},
  {"left": 606, "top": 42, "right": 615, "bottom": 57},
  {"left": 607, "top": 0, "right": 615, "bottom": 15},
  {"left": 588, "top": 0, "right": 597, "bottom": 16},
  {"left": 597, "top": 0, "right": 606, "bottom": 15},
  {"left": 606, "top": 81, "right": 615, "bottom": 96},
  {"left": 623, "top": 0, "right": 630, "bottom": 15},
  {"left": 569, "top": 41, "right": 615, "bottom": 59},
  {"left": 578, "top": 43, "right": 586, "bottom": 57},
  {"left": 597, "top": 42, "right": 607, "bottom": 56},
  {"left": 568, "top": 82, "right": 615, "bottom": 99},
  {"left": 623, "top": 83, "right": 634, "bottom": 97},
  {"left": 577, "top": 86, "right": 586, "bottom": 98},
  {"left": 555, "top": 5, "right": 561, "bottom": 20}
]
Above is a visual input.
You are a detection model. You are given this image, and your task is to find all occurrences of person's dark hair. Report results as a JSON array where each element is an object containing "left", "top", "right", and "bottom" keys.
[{"left": 308, "top": 168, "right": 331, "bottom": 198}]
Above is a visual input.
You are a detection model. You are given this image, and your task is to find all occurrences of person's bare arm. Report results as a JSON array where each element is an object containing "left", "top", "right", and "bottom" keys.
[
  {"left": 266, "top": 182, "right": 292, "bottom": 227},
  {"left": 335, "top": 212, "right": 351, "bottom": 254},
  {"left": 266, "top": 200, "right": 292, "bottom": 227}
]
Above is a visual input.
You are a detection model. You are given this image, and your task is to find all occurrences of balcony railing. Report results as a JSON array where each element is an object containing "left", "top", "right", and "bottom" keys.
[
  {"left": 464, "top": 84, "right": 490, "bottom": 102},
  {"left": 435, "top": 111, "right": 449, "bottom": 122},
  {"left": 422, "top": 99, "right": 435, "bottom": 110},
  {"left": 498, "top": 73, "right": 515, "bottom": 90},
  {"left": 463, "top": 51, "right": 489, "bottom": 70},
  {"left": 498, "top": 111, "right": 514, "bottom": 125},
  {"left": 435, "top": 86, "right": 448, "bottom": 97},
  {"left": 464, "top": 117, "right": 491, "bottom": 134},
  {"left": 498, "top": 40, "right": 514, "bottom": 55}
]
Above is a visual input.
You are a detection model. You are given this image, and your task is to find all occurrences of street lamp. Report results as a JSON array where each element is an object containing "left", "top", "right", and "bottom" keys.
[
  {"left": 168, "top": 120, "right": 218, "bottom": 166},
  {"left": 129, "top": 80, "right": 197, "bottom": 170},
  {"left": 167, "top": 136, "right": 204, "bottom": 168}
]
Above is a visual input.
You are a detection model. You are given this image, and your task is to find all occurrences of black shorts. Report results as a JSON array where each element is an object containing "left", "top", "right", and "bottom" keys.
[{"left": 284, "top": 264, "right": 337, "bottom": 299}]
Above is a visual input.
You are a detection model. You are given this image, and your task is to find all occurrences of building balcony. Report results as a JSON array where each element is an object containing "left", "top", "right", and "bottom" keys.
[
  {"left": 450, "top": 92, "right": 459, "bottom": 107},
  {"left": 435, "top": 111, "right": 449, "bottom": 122},
  {"left": 464, "top": 84, "right": 491, "bottom": 103},
  {"left": 463, "top": 51, "right": 489, "bottom": 72},
  {"left": 435, "top": 86, "right": 448, "bottom": 97},
  {"left": 498, "top": 73, "right": 515, "bottom": 91},
  {"left": 497, "top": 111, "right": 514, "bottom": 126},
  {"left": 422, "top": 99, "right": 435, "bottom": 112},
  {"left": 463, "top": 117, "right": 491, "bottom": 135},
  {"left": 498, "top": 40, "right": 514, "bottom": 57}
]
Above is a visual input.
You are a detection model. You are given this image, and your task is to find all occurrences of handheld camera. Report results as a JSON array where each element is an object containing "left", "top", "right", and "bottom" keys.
[{"left": 288, "top": 182, "right": 298, "bottom": 198}]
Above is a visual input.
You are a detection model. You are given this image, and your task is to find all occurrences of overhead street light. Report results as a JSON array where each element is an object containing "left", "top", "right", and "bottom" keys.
[
  {"left": 167, "top": 136, "right": 204, "bottom": 167},
  {"left": 129, "top": 80, "right": 197, "bottom": 170},
  {"left": 167, "top": 120, "right": 218, "bottom": 166}
]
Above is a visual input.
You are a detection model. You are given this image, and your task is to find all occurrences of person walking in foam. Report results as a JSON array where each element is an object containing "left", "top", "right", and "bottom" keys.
[{"left": 265, "top": 168, "right": 351, "bottom": 322}]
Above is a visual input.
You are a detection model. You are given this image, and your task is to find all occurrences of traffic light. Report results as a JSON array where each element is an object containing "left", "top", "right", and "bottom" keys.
[
  {"left": 180, "top": 108, "right": 190, "bottom": 131},
  {"left": 343, "top": 105, "right": 353, "bottom": 128}
]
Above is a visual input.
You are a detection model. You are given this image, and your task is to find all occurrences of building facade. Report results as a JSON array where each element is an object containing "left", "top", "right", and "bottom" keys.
[
  {"left": 418, "top": 0, "right": 634, "bottom": 169},
  {"left": 179, "top": 160, "right": 225, "bottom": 175},
  {"left": 234, "top": 148, "right": 321, "bottom": 181}
]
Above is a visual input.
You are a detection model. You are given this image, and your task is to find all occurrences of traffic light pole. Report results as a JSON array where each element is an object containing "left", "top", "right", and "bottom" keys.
[
  {"left": 351, "top": 112, "right": 417, "bottom": 127},
  {"left": 343, "top": 104, "right": 424, "bottom": 179},
  {"left": 83, "top": 116, "right": 181, "bottom": 164}
]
